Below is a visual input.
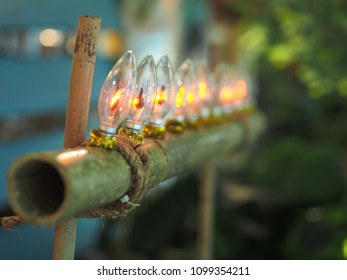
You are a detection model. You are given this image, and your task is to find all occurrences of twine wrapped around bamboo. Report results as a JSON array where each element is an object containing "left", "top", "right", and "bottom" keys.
[{"left": 5, "top": 113, "right": 265, "bottom": 226}]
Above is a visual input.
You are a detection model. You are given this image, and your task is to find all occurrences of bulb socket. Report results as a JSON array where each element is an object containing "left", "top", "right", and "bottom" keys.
[
  {"left": 125, "top": 120, "right": 142, "bottom": 134},
  {"left": 99, "top": 124, "right": 117, "bottom": 136},
  {"left": 187, "top": 114, "right": 198, "bottom": 122},
  {"left": 149, "top": 118, "right": 164, "bottom": 128},
  {"left": 200, "top": 108, "right": 210, "bottom": 119}
]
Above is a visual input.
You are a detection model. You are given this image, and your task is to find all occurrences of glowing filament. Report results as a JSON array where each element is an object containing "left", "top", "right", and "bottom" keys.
[
  {"left": 156, "top": 85, "right": 167, "bottom": 105},
  {"left": 187, "top": 91, "right": 195, "bottom": 104},
  {"left": 176, "top": 86, "right": 185, "bottom": 108},
  {"left": 198, "top": 82, "right": 207, "bottom": 99},
  {"left": 234, "top": 80, "right": 247, "bottom": 101},
  {"left": 109, "top": 89, "right": 122, "bottom": 110},
  {"left": 132, "top": 87, "right": 145, "bottom": 110},
  {"left": 221, "top": 86, "right": 234, "bottom": 102}
]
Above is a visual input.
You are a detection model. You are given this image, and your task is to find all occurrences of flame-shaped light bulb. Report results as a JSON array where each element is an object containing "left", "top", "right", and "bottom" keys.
[
  {"left": 149, "top": 55, "right": 174, "bottom": 126},
  {"left": 119, "top": 55, "right": 157, "bottom": 143},
  {"left": 166, "top": 59, "right": 194, "bottom": 133},
  {"left": 219, "top": 66, "right": 252, "bottom": 117},
  {"left": 98, "top": 50, "right": 136, "bottom": 135},
  {"left": 165, "top": 59, "right": 197, "bottom": 133},
  {"left": 233, "top": 77, "right": 248, "bottom": 108},
  {"left": 195, "top": 62, "right": 211, "bottom": 119},
  {"left": 231, "top": 66, "right": 253, "bottom": 112},
  {"left": 183, "top": 59, "right": 199, "bottom": 123},
  {"left": 216, "top": 63, "right": 235, "bottom": 115},
  {"left": 143, "top": 55, "right": 174, "bottom": 140},
  {"left": 209, "top": 71, "right": 223, "bottom": 123},
  {"left": 173, "top": 59, "right": 195, "bottom": 121}
]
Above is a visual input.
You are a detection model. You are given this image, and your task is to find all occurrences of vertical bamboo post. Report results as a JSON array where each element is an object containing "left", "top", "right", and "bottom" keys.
[
  {"left": 52, "top": 15, "right": 101, "bottom": 260},
  {"left": 196, "top": 1, "right": 220, "bottom": 260},
  {"left": 197, "top": 161, "right": 217, "bottom": 259}
]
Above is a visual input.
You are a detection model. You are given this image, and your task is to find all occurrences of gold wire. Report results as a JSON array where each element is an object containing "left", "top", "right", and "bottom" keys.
[
  {"left": 165, "top": 119, "right": 186, "bottom": 134},
  {"left": 143, "top": 125, "right": 166, "bottom": 140},
  {"left": 118, "top": 127, "right": 144, "bottom": 144},
  {"left": 86, "top": 128, "right": 118, "bottom": 150},
  {"left": 185, "top": 119, "right": 199, "bottom": 130}
]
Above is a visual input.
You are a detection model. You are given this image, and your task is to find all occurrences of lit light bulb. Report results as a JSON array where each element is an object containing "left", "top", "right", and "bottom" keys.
[
  {"left": 233, "top": 78, "right": 248, "bottom": 107},
  {"left": 143, "top": 55, "right": 174, "bottom": 140},
  {"left": 232, "top": 67, "right": 254, "bottom": 112},
  {"left": 216, "top": 63, "right": 235, "bottom": 115},
  {"left": 165, "top": 59, "right": 199, "bottom": 132},
  {"left": 174, "top": 59, "right": 197, "bottom": 119},
  {"left": 98, "top": 50, "right": 136, "bottom": 135},
  {"left": 149, "top": 55, "right": 174, "bottom": 126},
  {"left": 183, "top": 59, "right": 200, "bottom": 123},
  {"left": 120, "top": 55, "right": 157, "bottom": 143},
  {"left": 195, "top": 62, "right": 211, "bottom": 119},
  {"left": 209, "top": 71, "right": 223, "bottom": 123}
]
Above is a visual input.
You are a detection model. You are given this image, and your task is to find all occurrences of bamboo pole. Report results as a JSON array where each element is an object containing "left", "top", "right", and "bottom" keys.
[
  {"left": 196, "top": 0, "right": 227, "bottom": 259},
  {"left": 7, "top": 113, "right": 265, "bottom": 226},
  {"left": 53, "top": 15, "right": 101, "bottom": 260},
  {"left": 197, "top": 161, "right": 217, "bottom": 259}
]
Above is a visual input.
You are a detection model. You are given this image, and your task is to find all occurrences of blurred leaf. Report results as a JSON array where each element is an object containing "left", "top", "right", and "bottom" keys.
[{"left": 246, "top": 138, "right": 345, "bottom": 205}]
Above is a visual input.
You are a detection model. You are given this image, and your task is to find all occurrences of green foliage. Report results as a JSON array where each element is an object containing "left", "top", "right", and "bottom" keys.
[
  {"left": 282, "top": 205, "right": 347, "bottom": 259},
  {"left": 247, "top": 138, "right": 345, "bottom": 205},
  {"left": 236, "top": 0, "right": 347, "bottom": 98},
  {"left": 227, "top": 0, "right": 347, "bottom": 259}
]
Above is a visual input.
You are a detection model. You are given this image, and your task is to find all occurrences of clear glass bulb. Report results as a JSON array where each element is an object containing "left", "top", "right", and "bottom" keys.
[
  {"left": 195, "top": 62, "right": 211, "bottom": 119},
  {"left": 219, "top": 65, "right": 252, "bottom": 113},
  {"left": 233, "top": 77, "right": 248, "bottom": 107},
  {"left": 148, "top": 55, "right": 174, "bottom": 127},
  {"left": 216, "top": 63, "right": 235, "bottom": 114},
  {"left": 232, "top": 66, "right": 253, "bottom": 110},
  {"left": 184, "top": 59, "right": 199, "bottom": 121},
  {"left": 171, "top": 59, "right": 195, "bottom": 122},
  {"left": 98, "top": 50, "right": 136, "bottom": 135},
  {"left": 125, "top": 55, "right": 157, "bottom": 133},
  {"left": 209, "top": 71, "right": 223, "bottom": 119}
]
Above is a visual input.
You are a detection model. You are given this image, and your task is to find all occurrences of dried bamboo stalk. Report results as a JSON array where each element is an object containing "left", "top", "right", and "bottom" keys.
[
  {"left": 53, "top": 15, "right": 101, "bottom": 260},
  {"left": 198, "top": 161, "right": 217, "bottom": 259}
]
